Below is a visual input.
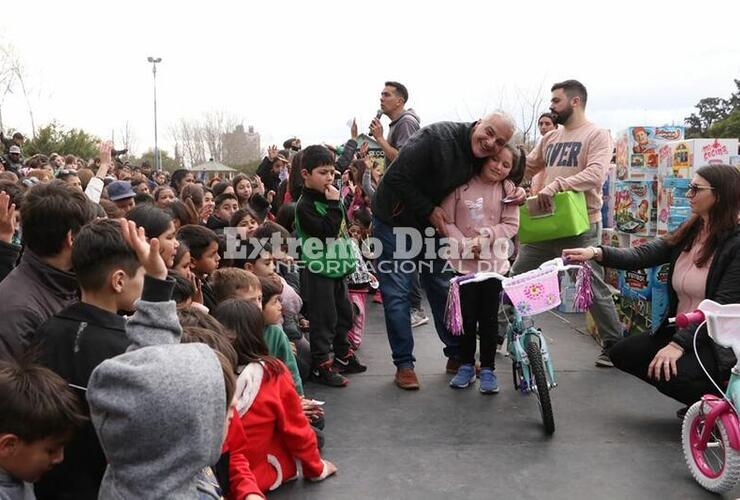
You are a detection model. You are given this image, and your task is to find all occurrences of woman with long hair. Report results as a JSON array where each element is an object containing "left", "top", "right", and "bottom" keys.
[{"left": 564, "top": 164, "right": 740, "bottom": 413}]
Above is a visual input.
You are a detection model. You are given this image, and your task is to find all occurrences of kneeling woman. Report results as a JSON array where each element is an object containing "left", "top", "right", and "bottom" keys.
[{"left": 564, "top": 164, "right": 740, "bottom": 410}]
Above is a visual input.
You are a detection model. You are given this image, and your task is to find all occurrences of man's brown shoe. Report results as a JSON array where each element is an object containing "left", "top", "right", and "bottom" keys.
[{"left": 395, "top": 368, "right": 420, "bottom": 390}]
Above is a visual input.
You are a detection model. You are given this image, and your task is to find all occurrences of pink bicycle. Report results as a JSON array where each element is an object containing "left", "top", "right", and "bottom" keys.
[{"left": 675, "top": 300, "right": 740, "bottom": 493}]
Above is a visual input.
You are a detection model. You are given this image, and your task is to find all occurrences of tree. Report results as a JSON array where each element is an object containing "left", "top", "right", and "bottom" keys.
[
  {"left": 136, "top": 149, "right": 179, "bottom": 172},
  {"left": 684, "top": 79, "right": 740, "bottom": 138},
  {"left": 23, "top": 122, "right": 100, "bottom": 159},
  {"left": 118, "top": 121, "right": 136, "bottom": 158},
  {"left": 169, "top": 111, "right": 243, "bottom": 168},
  {"left": 708, "top": 109, "right": 740, "bottom": 139}
]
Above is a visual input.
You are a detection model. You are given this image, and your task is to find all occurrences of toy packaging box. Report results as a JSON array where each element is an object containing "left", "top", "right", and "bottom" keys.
[
  {"left": 614, "top": 180, "right": 656, "bottom": 236},
  {"left": 658, "top": 138, "right": 739, "bottom": 178},
  {"left": 656, "top": 177, "right": 690, "bottom": 235},
  {"left": 615, "top": 126, "right": 684, "bottom": 180},
  {"left": 615, "top": 295, "right": 654, "bottom": 336},
  {"left": 619, "top": 236, "right": 657, "bottom": 300},
  {"left": 601, "top": 229, "right": 628, "bottom": 289}
]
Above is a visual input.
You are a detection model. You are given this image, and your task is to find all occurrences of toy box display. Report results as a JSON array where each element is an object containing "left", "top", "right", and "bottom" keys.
[
  {"left": 615, "top": 295, "right": 653, "bottom": 336},
  {"left": 651, "top": 263, "right": 670, "bottom": 332},
  {"left": 601, "top": 228, "right": 630, "bottom": 249},
  {"left": 615, "top": 126, "right": 684, "bottom": 180},
  {"left": 614, "top": 180, "right": 656, "bottom": 236},
  {"left": 601, "top": 228, "right": 627, "bottom": 289},
  {"left": 657, "top": 177, "right": 690, "bottom": 235},
  {"left": 620, "top": 236, "right": 656, "bottom": 299},
  {"left": 668, "top": 207, "right": 692, "bottom": 232},
  {"left": 658, "top": 138, "right": 739, "bottom": 178}
]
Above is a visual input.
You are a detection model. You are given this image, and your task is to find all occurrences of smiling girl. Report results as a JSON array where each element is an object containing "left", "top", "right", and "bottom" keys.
[{"left": 440, "top": 145, "right": 525, "bottom": 393}]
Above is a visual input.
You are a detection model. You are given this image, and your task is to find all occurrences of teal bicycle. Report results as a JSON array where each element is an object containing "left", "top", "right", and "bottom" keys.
[{"left": 447, "top": 258, "right": 589, "bottom": 435}]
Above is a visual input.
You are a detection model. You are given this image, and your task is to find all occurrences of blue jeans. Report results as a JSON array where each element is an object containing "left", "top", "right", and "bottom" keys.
[{"left": 373, "top": 216, "right": 460, "bottom": 369}]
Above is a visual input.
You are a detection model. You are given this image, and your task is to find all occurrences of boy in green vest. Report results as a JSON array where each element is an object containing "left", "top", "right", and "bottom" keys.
[{"left": 295, "top": 145, "right": 366, "bottom": 387}]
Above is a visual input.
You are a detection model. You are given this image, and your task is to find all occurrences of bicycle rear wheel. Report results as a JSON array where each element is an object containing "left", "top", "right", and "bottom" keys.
[{"left": 526, "top": 337, "right": 555, "bottom": 434}]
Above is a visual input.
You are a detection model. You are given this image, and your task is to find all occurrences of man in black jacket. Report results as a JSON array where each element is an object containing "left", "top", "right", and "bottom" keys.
[{"left": 372, "top": 112, "right": 515, "bottom": 389}]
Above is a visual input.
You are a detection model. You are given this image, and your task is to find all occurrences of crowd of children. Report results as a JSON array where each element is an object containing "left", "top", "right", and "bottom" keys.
[
  {"left": 0, "top": 129, "right": 387, "bottom": 498},
  {"left": 0, "top": 115, "right": 529, "bottom": 498}
]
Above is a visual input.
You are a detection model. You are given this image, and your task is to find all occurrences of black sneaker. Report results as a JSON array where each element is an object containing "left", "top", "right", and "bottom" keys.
[
  {"left": 311, "top": 362, "right": 349, "bottom": 387},
  {"left": 334, "top": 353, "right": 367, "bottom": 374}
]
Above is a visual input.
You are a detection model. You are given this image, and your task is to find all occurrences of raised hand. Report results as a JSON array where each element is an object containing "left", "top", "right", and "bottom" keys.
[
  {"left": 0, "top": 191, "right": 16, "bottom": 243},
  {"left": 267, "top": 145, "right": 278, "bottom": 161},
  {"left": 120, "top": 219, "right": 167, "bottom": 280},
  {"left": 350, "top": 118, "right": 358, "bottom": 140},
  {"left": 358, "top": 141, "right": 369, "bottom": 159},
  {"left": 96, "top": 141, "right": 113, "bottom": 179}
]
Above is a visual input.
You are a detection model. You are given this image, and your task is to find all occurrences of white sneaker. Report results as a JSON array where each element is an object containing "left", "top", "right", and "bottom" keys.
[{"left": 410, "top": 309, "right": 429, "bottom": 328}]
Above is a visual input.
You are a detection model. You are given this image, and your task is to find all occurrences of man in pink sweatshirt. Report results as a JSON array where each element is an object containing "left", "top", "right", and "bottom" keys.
[{"left": 516, "top": 79, "right": 622, "bottom": 367}]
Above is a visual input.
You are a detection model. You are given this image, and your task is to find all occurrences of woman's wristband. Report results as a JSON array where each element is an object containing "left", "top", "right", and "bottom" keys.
[{"left": 590, "top": 246, "right": 602, "bottom": 261}]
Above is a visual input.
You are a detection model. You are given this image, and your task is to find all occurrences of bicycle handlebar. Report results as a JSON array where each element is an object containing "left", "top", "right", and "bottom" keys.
[
  {"left": 672, "top": 310, "right": 706, "bottom": 329},
  {"left": 455, "top": 257, "right": 582, "bottom": 287}
]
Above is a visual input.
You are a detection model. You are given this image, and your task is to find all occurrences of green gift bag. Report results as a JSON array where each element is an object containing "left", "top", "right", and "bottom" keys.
[{"left": 518, "top": 191, "right": 590, "bottom": 244}]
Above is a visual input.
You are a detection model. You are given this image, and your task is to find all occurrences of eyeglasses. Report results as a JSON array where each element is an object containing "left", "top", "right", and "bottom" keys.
[{"left": 687, "top": 183, "right": 715, "bottom": 195}]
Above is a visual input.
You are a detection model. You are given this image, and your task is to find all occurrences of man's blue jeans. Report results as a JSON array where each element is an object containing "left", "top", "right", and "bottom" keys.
[{"left": 373, "top": 216, "right": 460, "bottom": 369}]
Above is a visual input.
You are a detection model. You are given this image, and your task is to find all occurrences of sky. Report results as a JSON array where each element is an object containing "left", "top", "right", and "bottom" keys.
[{"left": 1, "top": 0, "right": 738, "bottom": 161}]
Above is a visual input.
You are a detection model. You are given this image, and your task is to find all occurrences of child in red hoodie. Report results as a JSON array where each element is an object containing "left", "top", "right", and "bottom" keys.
[{"left": 221, "top": 299, "right": 336, "bottom": 493}]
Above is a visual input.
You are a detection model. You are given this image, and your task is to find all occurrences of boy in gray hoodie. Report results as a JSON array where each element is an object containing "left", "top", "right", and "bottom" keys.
[{"left": 86, "top": 220, "right": 245, "bottom": 499}]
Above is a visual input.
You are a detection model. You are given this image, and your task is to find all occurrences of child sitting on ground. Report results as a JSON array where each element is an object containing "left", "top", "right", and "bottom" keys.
[
  {"left": 214, "top": 298, "right": 303, "bottom": 396},
  {"left": 210, "top": 266, "right": 261, "bottom": 304},
  {"left": 230, "top": 207, "right": 260, "bottom": 240},
  {"left": 181, "top": 326, "right": 265, "bottom": 500},
  {"left": 214, "top": 299, "right": 335, "bottom": 493},
  {"left": 177, "top": 224, "right": 221, "bottom": 310},
  {"left": 259, "top": 276, "right": 311, "bottom": 385},
  {"left": 86, "top": 220, "right": 258, "bottom": 499},
  {"left": 0, "top": 360, "right": 85, "bottom": 500},
  {"left": 33, "top": 219, "right": 147, "bottom": 498},
  {"left": 440, "top": 145, "right": 524, "bottom": 394},
  {"left": 207, "top": 193, "right": 240, "bottom": 235}
]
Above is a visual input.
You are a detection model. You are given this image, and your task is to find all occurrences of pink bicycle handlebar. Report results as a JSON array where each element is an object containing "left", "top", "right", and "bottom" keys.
[{"left": 673, "top": 310, "right": 706, "bottom": 329}]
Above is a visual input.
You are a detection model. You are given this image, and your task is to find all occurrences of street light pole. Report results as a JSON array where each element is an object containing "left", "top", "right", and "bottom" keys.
[{"left": 147, "top": 57, "right": 162, "bottom": 171}]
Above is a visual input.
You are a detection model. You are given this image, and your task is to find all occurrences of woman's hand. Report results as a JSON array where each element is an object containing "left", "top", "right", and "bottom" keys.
[
  {"left": 648, "top": 342, "right": 684, "bottom": 382},
  {"left": 562, "top": 247, "right": 598, "bottom": 262}
]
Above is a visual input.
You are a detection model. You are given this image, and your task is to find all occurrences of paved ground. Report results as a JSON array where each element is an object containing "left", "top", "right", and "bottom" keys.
[{"left": 273, "top": 300, "right": 735, "bottom": 500}]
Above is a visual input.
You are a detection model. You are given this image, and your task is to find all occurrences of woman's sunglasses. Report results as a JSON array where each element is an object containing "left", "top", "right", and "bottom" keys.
[{"left": 687, "top": 183, "right": 715, "bottom": 195}]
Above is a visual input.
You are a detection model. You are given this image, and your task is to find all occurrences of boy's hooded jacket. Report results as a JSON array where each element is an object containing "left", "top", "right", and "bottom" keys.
[{"left": 86, "top": 277, "right": 227, "bottom": 499}]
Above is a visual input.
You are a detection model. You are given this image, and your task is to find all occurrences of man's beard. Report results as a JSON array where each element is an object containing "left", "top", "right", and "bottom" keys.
[{"left": 553, "top": 105, "right": 573, "bottom": 125}]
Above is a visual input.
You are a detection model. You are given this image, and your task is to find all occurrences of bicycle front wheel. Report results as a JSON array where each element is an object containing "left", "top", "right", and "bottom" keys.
[
  {"left": 526, "top": 338, "right": 555, "bottom": 434},
  {"left": 683, "top": 401, "right": 740, "bottom": 493}
]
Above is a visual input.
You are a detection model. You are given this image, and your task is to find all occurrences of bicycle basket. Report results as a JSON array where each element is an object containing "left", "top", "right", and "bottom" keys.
[
  {"left": 503, "top": 265, "right": 561, "bottom": 316},
  {"left": 699, "top": 300, "right": 740, "bottom": 349}
]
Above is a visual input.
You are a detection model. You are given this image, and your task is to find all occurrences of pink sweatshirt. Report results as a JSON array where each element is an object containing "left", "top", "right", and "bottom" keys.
[
  {"left": 525, "top": 121, "right": 613, "bottom": 223},
  {"left": 673, "top": 235, "right": 714, "bottom": 315},
  {"left": 440, "top": 176, "right": 519, "bottom": 275}
]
